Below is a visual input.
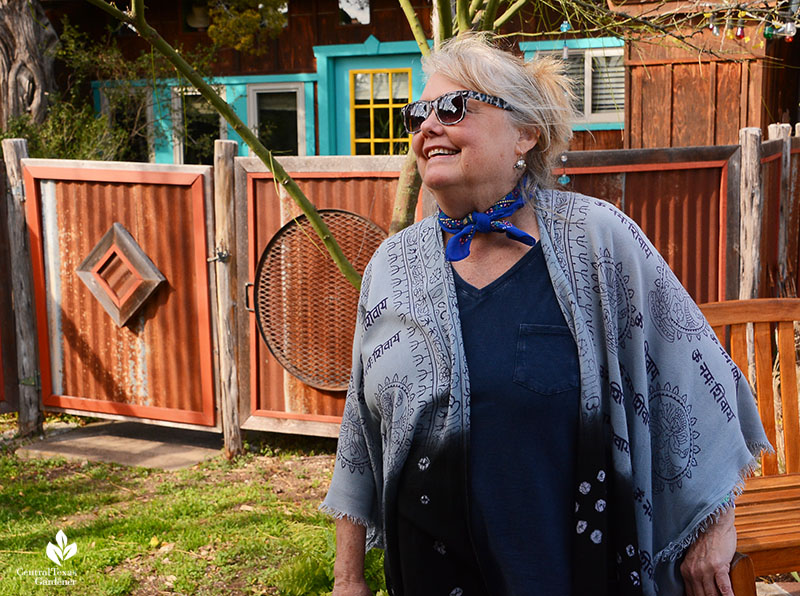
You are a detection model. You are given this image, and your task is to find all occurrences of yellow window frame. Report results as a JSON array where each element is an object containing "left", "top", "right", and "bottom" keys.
[{"left": 349, "top": 68, "right": 412, "bottom": 156}]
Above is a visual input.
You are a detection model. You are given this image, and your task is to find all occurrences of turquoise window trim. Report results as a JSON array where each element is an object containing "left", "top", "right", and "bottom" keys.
[
  {"left": 91, "top": 73, "right": 318, "bottom": 162},
  {"left": 314, "top": 35, "right": 428, "bottom": 155},
  {"left": 519, "top": 37, "right": 623, "bottom": 53},
  {"left": 573, "top": 122, "right": 624, "bottom": 131},
  {"left": 304, "top": 82, "right": 316, "bottom": 155}
]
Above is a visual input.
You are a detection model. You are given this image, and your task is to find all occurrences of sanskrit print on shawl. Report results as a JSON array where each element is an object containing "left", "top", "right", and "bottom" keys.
[
  {"left": 536, "top": 189, "right": 769, "bottom": 595},
  {"left": 322, "top": 187, "right": 770, "bottom": 596}
]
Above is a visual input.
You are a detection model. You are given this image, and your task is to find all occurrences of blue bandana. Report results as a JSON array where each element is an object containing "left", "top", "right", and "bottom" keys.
[{"left": 437, "top": 183, "right": 537, "bottom": 261}]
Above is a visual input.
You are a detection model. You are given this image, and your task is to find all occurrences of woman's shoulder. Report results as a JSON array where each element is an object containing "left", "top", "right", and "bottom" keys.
[
  {"left": 536, "top": 188, "right": 648, "bottom": 242},
  {"left": 536, "top": 187, "right": 627, "bottom": 221},
  {"left": 371, "top": 216, "right": 439, "bottom": 259},
  {"left": 360, "top": 216, "right": 440, "bottom": 286}
]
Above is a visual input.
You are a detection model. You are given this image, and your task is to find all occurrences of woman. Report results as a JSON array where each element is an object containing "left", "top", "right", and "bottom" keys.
[{"left": 322, "top": 34, "right": 769, "bottom": 596}]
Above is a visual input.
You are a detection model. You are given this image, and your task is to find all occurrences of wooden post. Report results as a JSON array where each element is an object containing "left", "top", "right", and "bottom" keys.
[
  {"left": 768, "top": 123, "right": 793, "bottom": 296},
  {"left": 213, "top": 140, "right": 242, "bottom": 459},
  {"left": 1, "top": 139, "right": 42, "bottom": 436},
  {"left": 739, "top": 127, "right": 763, "bottom": 300}
]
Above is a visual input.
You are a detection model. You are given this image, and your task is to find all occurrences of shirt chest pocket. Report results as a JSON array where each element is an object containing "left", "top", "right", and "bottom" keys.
[{"left": 513, "top": 324, "right": 580, "bottom": 394}]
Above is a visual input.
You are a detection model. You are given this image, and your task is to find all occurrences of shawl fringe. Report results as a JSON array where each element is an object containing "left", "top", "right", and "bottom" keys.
[
  {"left": 318, "top": 503, "right": 371, "bottom": 529},
  {"left": 653, "top": 456, "right": 763, "bottom": 563},
  {"left": 748, "top": 439, "right": 776, "bottom": 456}
]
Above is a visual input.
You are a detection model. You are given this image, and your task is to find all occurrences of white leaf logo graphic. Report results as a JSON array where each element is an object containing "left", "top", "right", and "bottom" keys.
[
  {"left": 46, "top": 530, "right": 77, "bottom": 566},
  {"left": 46, "top": 542, "right": 62, "bottom": 566}
]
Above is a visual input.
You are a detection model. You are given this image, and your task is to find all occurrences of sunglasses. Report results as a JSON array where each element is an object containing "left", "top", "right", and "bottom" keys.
[{"left": 400, "top": 90, "right": 514, "bottom": 134}]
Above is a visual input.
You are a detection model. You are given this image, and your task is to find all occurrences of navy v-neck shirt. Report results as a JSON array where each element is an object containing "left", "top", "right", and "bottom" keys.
[{"left": 392, "top": 244, "right": 579, "bottom": 596}]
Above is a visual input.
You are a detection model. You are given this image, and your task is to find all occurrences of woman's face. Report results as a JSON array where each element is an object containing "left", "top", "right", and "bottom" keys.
[{"left": 411, "top": 72, "right": 536, "bottom": 216}]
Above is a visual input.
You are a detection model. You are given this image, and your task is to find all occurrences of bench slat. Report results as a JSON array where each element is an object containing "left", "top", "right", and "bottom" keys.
[{"left": 699, "top": 299, "right": 800, "bottom": 579}]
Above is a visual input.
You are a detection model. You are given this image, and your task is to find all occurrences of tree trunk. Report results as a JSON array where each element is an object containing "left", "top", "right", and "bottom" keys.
[{"left": 0, "top": 0, "right": 58, "bottom": 129}]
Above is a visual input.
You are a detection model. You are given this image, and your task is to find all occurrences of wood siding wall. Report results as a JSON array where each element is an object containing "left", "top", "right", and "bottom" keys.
[
  {"left": 627, "top": 32, "right": 800, "bottom": 149},
  {"left": 50, "top": 0, "right": 433, "bottom": 76}
]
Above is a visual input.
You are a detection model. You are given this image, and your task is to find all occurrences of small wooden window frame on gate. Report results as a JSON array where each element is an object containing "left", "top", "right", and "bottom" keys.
[{"left": 22, "top": 164, "right": 216, "bottom": 427}]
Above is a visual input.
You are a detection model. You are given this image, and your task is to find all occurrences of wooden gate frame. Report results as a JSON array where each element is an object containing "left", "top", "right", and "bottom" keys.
[
  {"left": 234, "top": 155, "right": 405, "bottom": 437},
  {"left": 558, "top": 145, "right": 742, "bottom": 301},
  {"left": 22, "top": 160, "right": 218, "bottom": 428}
]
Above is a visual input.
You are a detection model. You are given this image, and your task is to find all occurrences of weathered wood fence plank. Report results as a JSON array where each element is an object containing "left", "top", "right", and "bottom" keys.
[
  {"left": 213, "top": 140, "right": 242, "bottom": 458},
  {"left": 1, "top": 138, "right": 42, "bottom": 436},
  {"left": 739, "top": 127, "right": 763, "bottom": 300}
]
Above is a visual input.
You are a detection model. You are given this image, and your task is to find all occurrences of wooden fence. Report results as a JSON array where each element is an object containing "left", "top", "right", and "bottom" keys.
[{"left": 2, "top": 124, "right": 799, "bottom": 445}]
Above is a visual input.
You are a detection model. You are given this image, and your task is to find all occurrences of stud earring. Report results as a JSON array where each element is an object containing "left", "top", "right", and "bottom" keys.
[{"left": 514, "top": 157, "right": 526, "bottom": 170}]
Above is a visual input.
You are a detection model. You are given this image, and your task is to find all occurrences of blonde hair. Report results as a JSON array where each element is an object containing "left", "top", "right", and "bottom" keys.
[{"left": 421, "top": 33, "right": 576, "bottom": 190}]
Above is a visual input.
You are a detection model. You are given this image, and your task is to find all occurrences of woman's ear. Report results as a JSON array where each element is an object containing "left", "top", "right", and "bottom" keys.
[{"left": 516, "top": 128, "right": 540, "bottom": 156}]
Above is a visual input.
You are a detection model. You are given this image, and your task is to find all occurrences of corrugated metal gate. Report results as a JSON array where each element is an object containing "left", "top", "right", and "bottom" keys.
[
  {"left": 235, "top": 156, "right": 401, "bottom": 437},
  {"left": 558, "top": 145, "right": 742, "bottom": 304},
  {"left": 760, "top": 139, "right": 783, "bottom": 298},
  {"left": 22, "top": 160, "right": 217, "bottom": 427}
]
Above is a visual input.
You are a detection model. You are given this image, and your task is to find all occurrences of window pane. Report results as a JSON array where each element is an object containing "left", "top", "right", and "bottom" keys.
[
  {"left": 373, "top": 72, "right": 390, "bottom": 102},
  {"left": 256, "top": 91, "right": 298, "bottom": 155},
  {"left": 392, "top": 106, "right": 406, "bottom": 139},
  {"left": 354, "top": 108, "right": 371, "bottom": 139},
  {"left": 354, "top": 73, "right": 371, "bottom": 103},
  {"left": 349, "top": 69, "right": 411, "bottom": 155},
  {"left": 183, "top": 94, "right": 217, "bottom": 165},
  {"left": 355, "top": 142, "right": 371, "bottom": 155},
  {"left": 374, "top": 142, "right": 390, "bottom": 155},
  {"left": 373, "top": 108, "right": 390, "bottom": 138},
  {"left": 339, "top": 0, "right": 370, "bottom": 24},
  {"left": 392, "top": 141, "right": 409, "bottom": 155},
  {"left": 591, "top": 54, "right": 624, "bottom": 113},
  {"left": 392, "top": 72, "right": 409, "bottom": 101},
  {"left": 564, "top": 55, "right": 585, "bottom": 114}
]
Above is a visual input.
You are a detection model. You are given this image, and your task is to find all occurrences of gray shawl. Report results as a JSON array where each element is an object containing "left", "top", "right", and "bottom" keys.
[{"left": 322, "top": 188, "right": 770, "bottom": 595}]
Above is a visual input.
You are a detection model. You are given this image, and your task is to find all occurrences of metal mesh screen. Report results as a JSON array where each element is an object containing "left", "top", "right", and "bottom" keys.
[{"left": 254, "top": 209, "right": 386, "bottom": 390}]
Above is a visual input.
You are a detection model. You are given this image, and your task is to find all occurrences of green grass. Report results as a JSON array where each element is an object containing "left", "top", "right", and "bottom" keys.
[{"left": 0, "top": 429, "right": 387, "bottom": 595}]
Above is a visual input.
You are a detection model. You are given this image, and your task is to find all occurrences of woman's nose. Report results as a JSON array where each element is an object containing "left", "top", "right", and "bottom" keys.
[{"left": 418, "top": 108, "right": 441, "bottom": 135}]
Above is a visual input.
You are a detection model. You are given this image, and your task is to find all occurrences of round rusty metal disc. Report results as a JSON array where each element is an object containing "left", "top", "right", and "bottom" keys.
[{"left": 254, "top": 209, "right": 386, "bottom": 390}]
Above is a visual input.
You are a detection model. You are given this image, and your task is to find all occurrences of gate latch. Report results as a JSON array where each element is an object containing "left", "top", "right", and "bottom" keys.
[{"left": 207, "top": 248, "right": 231, "bottom": 263}]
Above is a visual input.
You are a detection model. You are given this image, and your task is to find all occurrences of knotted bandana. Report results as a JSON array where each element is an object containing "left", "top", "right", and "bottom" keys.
[{"left": 437, "top": 183, "right": 536, "bottom": 261}]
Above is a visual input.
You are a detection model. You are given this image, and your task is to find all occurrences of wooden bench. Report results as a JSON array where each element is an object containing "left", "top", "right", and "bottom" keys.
[{"left": 700, "top": 298, "right": 800, "bottom": 578}]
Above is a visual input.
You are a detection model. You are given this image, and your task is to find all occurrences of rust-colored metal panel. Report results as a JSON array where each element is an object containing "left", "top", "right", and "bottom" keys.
[
  {"left": 624, "top": 169, "right": 723, "bottom": 305},
  {"left": 790, "top": 144, "right": 800, "bottom": 296},
  {"left": 248, "top": 171, "right": 397, "bottom": 423},
  {"left": 557, "top": 147, "right": 736, "bottom": 304},
  {"left": 22, "top": 163, "right": 216, "bottom": 426},
  {"left": 760, "top": 150, "right": 783, "bottom": 298}
]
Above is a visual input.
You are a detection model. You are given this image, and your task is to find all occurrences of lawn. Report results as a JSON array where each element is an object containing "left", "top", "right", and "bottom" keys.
[{"left": 0, "top": 414, "right": 387, "bottom": 595}]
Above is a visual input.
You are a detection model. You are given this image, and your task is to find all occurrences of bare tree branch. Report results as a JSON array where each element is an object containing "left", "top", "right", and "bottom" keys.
[
  {"left": 86, "top": 0, "right": 364, "bottom": 289},
  {"left": 435, "top": 0, "right": 453, "bottom": 42},
  {"left": 480, "top": 0, "right": 501, "bottom": 31},
  {"left": 398, "top": 0, "right": 430, "bottom": 55},
  {"left": 493, "top": 0, "right": 531, "bottom": 30},
  {"left": 456, "top": 0, "right": 471, "bottom": 34}
]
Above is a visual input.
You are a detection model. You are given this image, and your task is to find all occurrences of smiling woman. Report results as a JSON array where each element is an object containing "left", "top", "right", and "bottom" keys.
[{"left": 322, "top": 33, "right": 770, "bottom": 596}]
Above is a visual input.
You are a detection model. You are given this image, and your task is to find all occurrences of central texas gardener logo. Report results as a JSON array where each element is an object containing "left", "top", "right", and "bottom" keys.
[{"left": 46, "top": 530, "right": 77, "bottom": 566}]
